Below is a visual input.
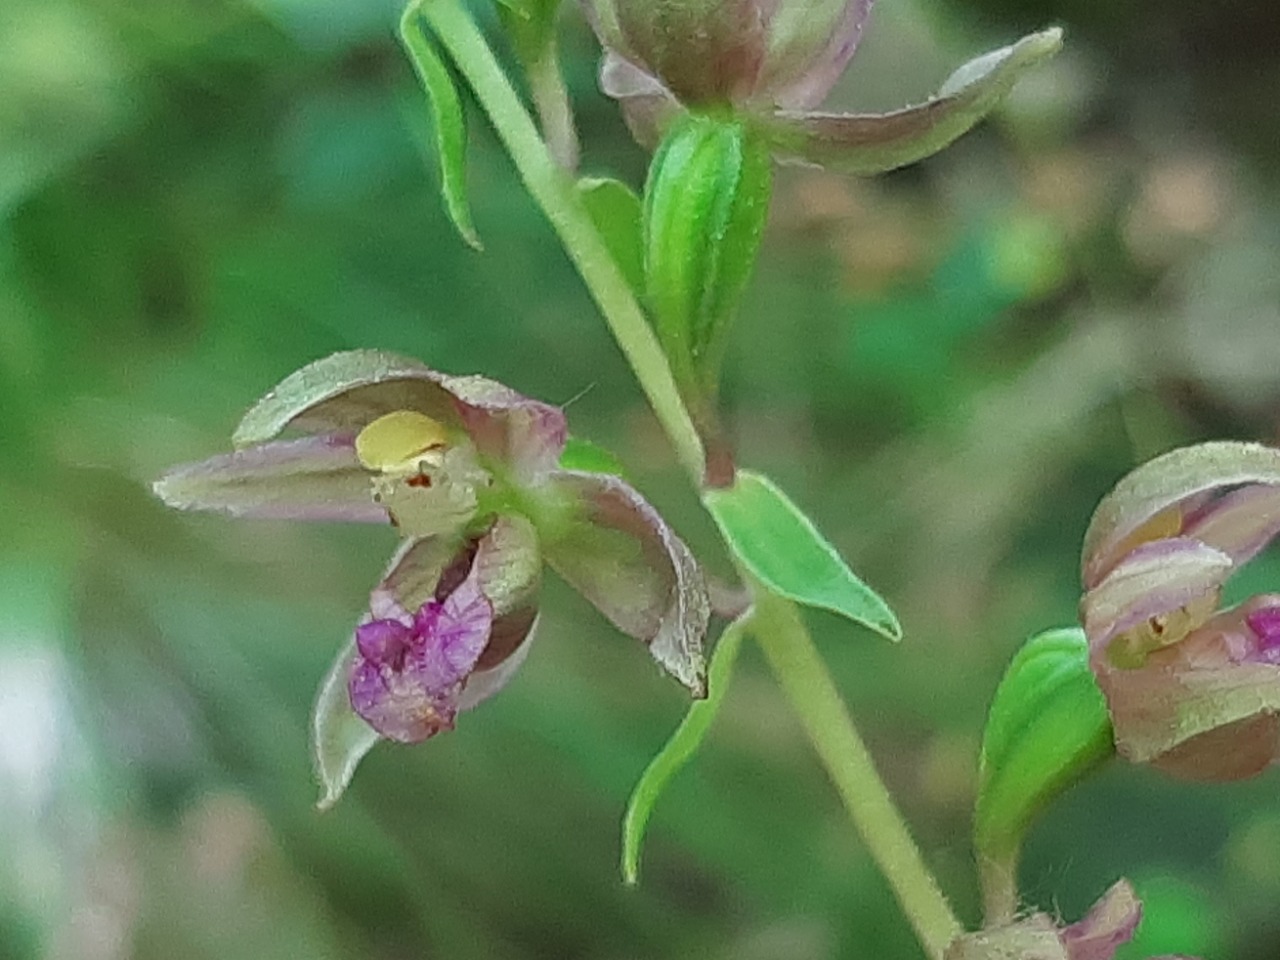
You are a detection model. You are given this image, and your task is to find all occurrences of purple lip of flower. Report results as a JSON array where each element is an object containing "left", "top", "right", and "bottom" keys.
[
  {"left": 1246, "top": 602, "right": 1280, "bottom": 663},
  {"left": 348, "top": 571, "right": 494, "bottom": 744}
]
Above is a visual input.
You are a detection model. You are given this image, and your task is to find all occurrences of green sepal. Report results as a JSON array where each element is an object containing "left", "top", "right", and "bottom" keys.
[
  {"left": 620, "top": 613, "right": 748, "bottom": 885},
  {"left": 400, "top": 2, "right": 482, "bottom": 250},
  {"left": 975, "top": 627, "right": 1115, "bottom": 864},
  {"left": 558, "top": 435, "right": 627, "bottom": 477},
  {"left": 703, "top": 471, "right": 901, "bottom": 641},
  {"left": 643, "top": 113, "right": 773, "bottom": 396},
  {"left": 312, "top": 637, "right": 380, "bottom": 811}
]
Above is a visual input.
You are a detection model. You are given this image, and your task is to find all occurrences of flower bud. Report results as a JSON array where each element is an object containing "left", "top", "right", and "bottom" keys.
[
  {"left": 583, "top": 0, "right": 857, "bottom": 108},
  {"left": 1079, "top": 441, "right": 1280, "bottom": 781},
  {"left": 642, "top": 113, "right": 772, "bottom": 405}
]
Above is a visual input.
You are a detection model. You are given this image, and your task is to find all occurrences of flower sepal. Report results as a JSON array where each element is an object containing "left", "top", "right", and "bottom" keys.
[
  {"left": 759, "top": 27, "right": 1063, "bottom": 175},
  {"left": 1080, "top": 441, "right": 1280, "bottom": 781}
]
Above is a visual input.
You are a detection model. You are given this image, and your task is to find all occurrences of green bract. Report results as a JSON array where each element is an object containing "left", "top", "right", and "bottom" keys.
[
  {"left": 400, "top": 2, "right": 480, "bottom": 249},
  {"left": 621, "top": 613, "right": 749, "bottom": 885},
  {"left": 704, "top": 470, "right": 900, "bottom": 641},
  {"left": 975, "top": 628, "right": 1114, "bottom": 870}
]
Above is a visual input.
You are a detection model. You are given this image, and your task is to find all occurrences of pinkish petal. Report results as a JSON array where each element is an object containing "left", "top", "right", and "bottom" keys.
[
  {"left": 762, "top": 0, "right": 874, "bottom": 109},
  {"left": 153, "top": 435, "right": 387, "bottom": 523},
  {"left": 370, "top": 536, "right": 463, "bottom": 619},
  {"left": 1081, "top": 538, "right": 1233, "bottom": 660},
  {"left": 233, "top": 350, "right": 566, "bottom": 481},
  {"left": 411, "top": 572, "right": 493, "bottom": 690},
  {"left": 435, "top": 373, "right": 567, "bottom": 481},
  {"left": 762, "top": 28, "right": 1061, "bottom": 174},
  {"left": 459, "top": 614, "right": 539, "bottom": 710},
  {"left": 1181, "top": 483, "right": 1280, "bottom": 565},
  {"left": 543, "top": 470, "right": 710, "bottom": 696},
  {"left": 1083, "top": 441, "right": 1280, "bottom": 588},
  {"left": 600, "top": 53, "right": 683, "bottom": 150},
  {"left": 1096, "top": 603, "right": 1280, "bottom": 779},
  {"left": 373, "top": 518, "right": 541, "bottom": 636},
  {"left": 1060, "top": 879, "right": 1141, "bottom": 960}
]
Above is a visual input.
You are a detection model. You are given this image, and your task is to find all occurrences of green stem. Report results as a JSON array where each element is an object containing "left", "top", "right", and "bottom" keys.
[
  {"left": 979, "top": 853, "right": 1019, "bottom": 926},
  {"left": 416, "top": 5, "right": 960, "bottom": 956},
  {"left": 752, "top": 590, "right": 963, "bottom": 960},
  {"left": 420, "top": 0, "right": 705, "bottom": 485},
  {"left": 525, "top": 37, "right": 579, "bottom": 170}
]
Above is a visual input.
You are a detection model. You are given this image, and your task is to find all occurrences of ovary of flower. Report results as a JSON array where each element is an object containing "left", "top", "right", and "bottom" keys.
[{"left": 355, "top": 410, "right": 486, "bottom": 537}]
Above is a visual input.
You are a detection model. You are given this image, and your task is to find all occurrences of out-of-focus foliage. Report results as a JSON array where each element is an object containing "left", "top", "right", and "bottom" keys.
[{"left": 2, "top": 0, "right": 1279, "bottom": 957}]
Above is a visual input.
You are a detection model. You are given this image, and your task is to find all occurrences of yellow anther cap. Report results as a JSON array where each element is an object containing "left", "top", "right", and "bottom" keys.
[{"left": 355, "top": 410, "right": 450, "bottom": 473}]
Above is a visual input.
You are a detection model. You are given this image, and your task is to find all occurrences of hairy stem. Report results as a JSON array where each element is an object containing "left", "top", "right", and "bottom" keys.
[
  {"left": 420, "top": 0, "right": 705, "bottom": 485},
  {"left": 753, "top": 590, "right": 963, "bottom": 960},
  {"left": 416, "top": 5, "right": 961, "bottom": 956},
  {"left": 525, "top": 35, "right": 579, "bottom": 170},
  {"left": 979, "top": 853, "right": 1019, "bottom": 927}
]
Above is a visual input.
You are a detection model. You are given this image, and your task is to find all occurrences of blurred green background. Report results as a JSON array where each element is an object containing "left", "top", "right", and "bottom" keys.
[{"left": 3, "top": 0, "right": 1280, "bottom": 957}]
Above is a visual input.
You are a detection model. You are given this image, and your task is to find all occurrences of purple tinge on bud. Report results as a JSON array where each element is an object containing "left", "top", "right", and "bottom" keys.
[
  {"left": 583, "top": 0, "right": 872, "bottom": 110},
  {"left": 1059, "top": 880, "right": 1142, "bottom": 960},
  {"left": 946, "top": 879, "right": 1196, "bottom": 960},
  {"left": 349, "top": 567, "right": 493, "bottom": 743},
  {"left": 583, "top": 0, "right": 1060, "bottom": 178}
]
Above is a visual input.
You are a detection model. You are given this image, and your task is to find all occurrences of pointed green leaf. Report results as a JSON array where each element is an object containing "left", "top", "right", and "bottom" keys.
[
  {"left": 621, "top": 613, "right": 747, "bottom": 885},
  {"left": 577, "top": 177, "right": 645, "bottom": 297},
  {"left": 975, "top": 627, "right": 1114, "bottom": 863},
  {"left": 400, "top": 3, "right": 482, "bottom": 250},
  {"left": 312, "top": 637, "right": 380, "bottom": 811},
  {"left": 558, "top": 435, "right": 627, "bottom": 477},
  {"left": 703, "top": 471, "right": 901, "bottom": 640}
]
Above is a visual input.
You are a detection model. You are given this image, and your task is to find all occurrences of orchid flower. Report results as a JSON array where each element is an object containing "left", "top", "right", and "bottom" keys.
[
  {"left": 1079, "top": 441, "right": 1280, "bottom": 781},
  {"left": 946, "top": 880, "right": 1194, "bottom": 960},
  {"left": 580, "top": 0, "right": 1062, "bottom": 174},
  {"left": 155, "top": 350, "right": 710, "bottom": 804}
]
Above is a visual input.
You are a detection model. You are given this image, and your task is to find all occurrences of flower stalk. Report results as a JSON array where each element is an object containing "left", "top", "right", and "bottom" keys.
[
  {"left": 752, "top": 589, "right": 962, "bottom": 960},
  {"left": 413, "top": 3, "right": 961, "bottom": 956}
]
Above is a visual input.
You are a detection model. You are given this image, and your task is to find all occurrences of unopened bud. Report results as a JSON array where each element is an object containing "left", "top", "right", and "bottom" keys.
[{"left": 642, "top": 113, "right": 772, "bottom": 403}]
